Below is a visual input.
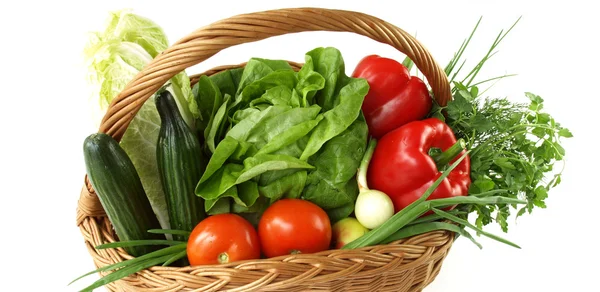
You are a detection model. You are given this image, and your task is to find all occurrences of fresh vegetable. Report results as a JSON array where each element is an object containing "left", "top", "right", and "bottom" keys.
[
  {"left": 84, "top": 9, "right": 199, "bottom": 229},
  {"left": 344, "top": 151, "right": 526, "bottom": 249},
  {"left": 331, "top": 218, "right": 369, "bottom": 249},
  {"left": 427, "top": 17, "right": 572, "bottom": 232},
  {"left": 193, "top": 47, "right": 369, "bottom": 222},
  {"left": 368, "top": 118, "right": 470, "bottom": 213},
  {"left": 73, "top": 13, "right": 573, "bottom": 292},
  {"left": 437, "top": 88, "right": 570, "bottom": 231},
  {"left": 187, "top": 214, "right": 261, "bottom": 265},
  {"left": 156, "top": 90, "right": 208, "bottom": 244},
  {"left": 344, "top": 17, "right": 571, "bottom": 249},
  {"left": 83, "top": 133, "right": 163, "bottom": 257},
  {"left": 258, "top": 199, "right": 332, "bottom": 258},
  {"left": 354, "top": 139, "right": 394, "bottom": 229},
  {"left": 351, "top": 55, "right": 432, "bottom": 138}
]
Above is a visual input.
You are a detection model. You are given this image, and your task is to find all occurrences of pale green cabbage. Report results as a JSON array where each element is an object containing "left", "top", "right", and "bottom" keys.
[{"left": 84, "top": 9, "right": 197, "bottom": 229}]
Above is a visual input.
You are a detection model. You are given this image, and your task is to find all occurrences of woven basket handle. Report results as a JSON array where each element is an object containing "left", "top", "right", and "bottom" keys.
[{"left": 98, "top": 7, "right": 451, "bottom": 141}]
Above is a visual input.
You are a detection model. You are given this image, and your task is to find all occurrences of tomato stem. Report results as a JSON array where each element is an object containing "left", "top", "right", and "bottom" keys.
[
  {"left": 357, "top": 139, "right": 378, "bottom": 192},
  {"left": 432, "top": 139, "right": 466, "bottom": 169},
  {"left": 218, "top": 252, "right": 229, "bottom": 264}
]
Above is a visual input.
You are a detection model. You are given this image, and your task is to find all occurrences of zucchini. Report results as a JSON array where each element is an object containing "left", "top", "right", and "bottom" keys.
[
  {"left": 156, "top": 90, "right": 208, "bottom": 242},
  {"left": 83, "top": 133, "right": 163, "bottom": 257}
]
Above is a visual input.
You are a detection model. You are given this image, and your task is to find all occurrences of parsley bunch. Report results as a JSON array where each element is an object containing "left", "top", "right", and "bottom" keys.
[{"left": 431, "top": 17, "right": 572, "bottom": 233}]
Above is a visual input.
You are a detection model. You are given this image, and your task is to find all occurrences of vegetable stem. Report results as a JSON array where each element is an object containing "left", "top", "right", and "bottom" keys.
[
  {"left": 433, "top": 139, "right": 466, "bottom": 169},
  {"left": 357, "top": 139, "right": 378, "bottom": 191}
]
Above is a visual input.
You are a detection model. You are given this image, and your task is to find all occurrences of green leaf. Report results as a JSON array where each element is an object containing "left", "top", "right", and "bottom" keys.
[
  {"left": 198, "top": 136, "right": 240, "bottom": 184},
  {"left": 302, "top": 116, "right": 368, "bottom": 218},
  {"left": 196, "top": 163, "right": 244, "bottom": 201},
  {"left": 494, "top": 157, "right": 516, "bottom": 170},
  {"left": 534, "top": 185, "right": 548, "bottom": 200},
  {"left": 147, "top": 229, "right": 192, "bottom": 236},
  {"left": 305, "top": 47, "right": 347, "bottom": 111},
  {"left": 193, "top": 75, "right": 223, "bottom": 136},
  {"left": 234, "top": 69, "right": 297, "bottom": 110},
  {"left": 256, "top": 116, "right": 323, "bottom": 155},
  {"left": 205, "top": 94, "right": 231, "bottom": 153},
  {"left": 558, "top": 128, "right": 574, "bottom": 138},
  {"left": 300, "top": 78, "right": 368, "bottom": 160},
  {"left": 245, "top": 105, "right": 322, "bottom": 149},
  {"left": 525, "top": 92, "right": 544, "bottom": 104},
  {"left": 209, "top": 67, "right": 244, "bottom": 99},
  {"left": 297, "top": 56, "right": 326, "bottom": 105},
  {"left": 226, "top": 105, "right": 291, "bottom": 142},
  {"left": 432, "top": 208, "right": 521, "bottom": 248},
  {"left": 382, "top": 222, "right": 482, "bottom": 249},
  {"left": 250, "top": 85, "right": 293, "bottom": 107},
  {"left": 326, "top": 202, "right": 356, "bottom": 224},
  {"left": 205, "top": 197, "right": 231, "bottom": 215},
  {"left": 496, "top": 207, "right": 509, "bottom": 232},
  {"left": 551, "top": 174, "right": 562, "bottom": 188},
  {"left": 446, "top": 92, "right": 472, "bottom": 119},
  {"left": 471, "top": 177, "right": 496, "bottom": 193},
  {"left": 238, "top": 180, "right": 260, "bottom": 208},
  {"left": 232, "top": 196, "right": 269, "bottom": 214},
  {"left": 236, "top": 58, "right": 293, "bottom": 96},
  {"left": 470, "top": 86, "right": 479, "bottom": 98},
  {"left": 458, "top": 89, "right": 474, "bottom": 101},
  {"left": 162, "top": 250, "right": 187, "bottom": 267},
  {"left": 258, "top": 170, "right": 308, "bottom": 203},
  {"left": 236, "top": 154, "right": 314, "bottom": 184},
  {"left": 96, "top": 240, "right": 185, "bottom": 249},
  {"left": 471, "top": 114, "right": 494, "bottom": 133}
]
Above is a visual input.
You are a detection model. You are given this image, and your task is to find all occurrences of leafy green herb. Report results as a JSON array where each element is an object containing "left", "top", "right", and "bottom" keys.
[{"left": 431, "top": 17, "right": 572, "bottom": 233}]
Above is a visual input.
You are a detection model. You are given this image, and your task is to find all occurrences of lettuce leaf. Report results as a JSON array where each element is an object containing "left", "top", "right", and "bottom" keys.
[
  {"left": 84, "top": 10, "right": 196, "bottom": 229},
  {"left": 193, "top": 48, "right": 368, "bottom": 221}
]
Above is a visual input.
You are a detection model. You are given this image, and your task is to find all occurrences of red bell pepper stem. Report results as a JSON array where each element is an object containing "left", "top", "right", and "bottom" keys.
[{"left": 432, "top": 138, "right": 466, "bottom": 169}]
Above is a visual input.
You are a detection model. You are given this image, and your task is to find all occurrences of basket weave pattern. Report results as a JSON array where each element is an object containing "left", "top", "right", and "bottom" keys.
[{"left": 77, "top": 8, "right": 454, "bottom": 291}]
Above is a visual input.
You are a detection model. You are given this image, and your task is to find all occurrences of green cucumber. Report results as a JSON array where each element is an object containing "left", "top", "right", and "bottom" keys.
[
  {"left": 156, "top": 90, "right": 208, "bottom": 242},
  {"left": 83, "top": 133, "right": 163, "bottom": 257}
]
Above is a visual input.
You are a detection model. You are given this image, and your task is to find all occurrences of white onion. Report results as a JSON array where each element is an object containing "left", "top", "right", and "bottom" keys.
[{"left": 354, "top": 189, "right": 394, "bottom": 229}]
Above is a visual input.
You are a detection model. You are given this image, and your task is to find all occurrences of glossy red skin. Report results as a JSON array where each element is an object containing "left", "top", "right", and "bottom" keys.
[
  {"left": 352, "top": 55, "right": 432, "bottom": 139},
  {"left": 187, "top": 214, "right": 261, "bottom": 266},
  {"left": 367, "top": 118, "right": 471, "bottom": 213},
  {"left": 258, "top": 199, "right": 332, "bottom": 258}
]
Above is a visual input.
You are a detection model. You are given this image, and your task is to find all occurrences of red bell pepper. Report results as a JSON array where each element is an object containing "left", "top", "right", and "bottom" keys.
[
  {"left": 352, "top": 55, "right": 432, "bottom": 139},
  {"left": 367, "top": 118, "right": 471, "bottom": 213}
]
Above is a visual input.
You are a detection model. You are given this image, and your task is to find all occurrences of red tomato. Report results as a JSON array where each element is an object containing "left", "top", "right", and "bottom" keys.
[
  {"left": 187, "top": 213, "right": 260, "bottom": 265},
  {"left": 258, "top": 199, "right": 332, "bottom": 258}
]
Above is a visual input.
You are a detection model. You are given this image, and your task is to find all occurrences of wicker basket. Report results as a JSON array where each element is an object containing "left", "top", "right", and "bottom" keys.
[{"left": 76, "top": 7, "right": 456, "bottom": 292}]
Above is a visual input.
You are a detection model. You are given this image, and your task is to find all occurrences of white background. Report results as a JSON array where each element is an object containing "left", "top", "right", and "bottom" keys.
[{"left": 1, "top": 1, "right": 597, "bottom": 291}]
